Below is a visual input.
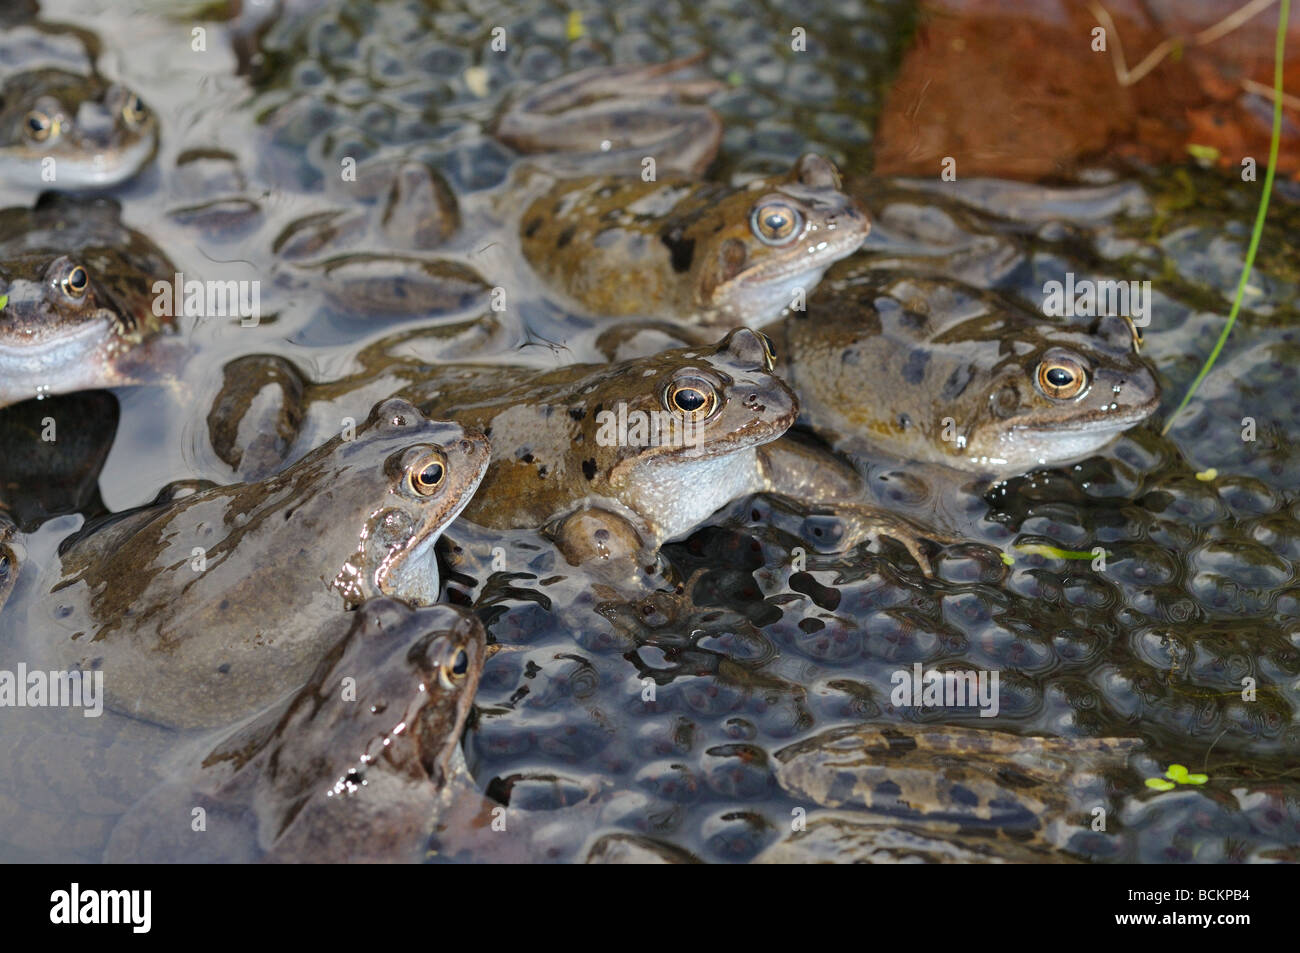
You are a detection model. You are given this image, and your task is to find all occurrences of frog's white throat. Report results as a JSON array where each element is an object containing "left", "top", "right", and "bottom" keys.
[{"left": 623, "top": 446, "right": 764, "bottom": 545}]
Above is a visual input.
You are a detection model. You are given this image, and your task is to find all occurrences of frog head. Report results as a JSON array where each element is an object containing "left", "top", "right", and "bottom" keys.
[
  {"left": 332, "top": 399, "right": 490, "bottom": 607},
  {"left": 311, "top": 600, "right": 485, "bottom": 791},
  {"left": 0, "top": 69, "right": 157, "bottom": 189},
  {"left": 0, "top": 196, "right": 176, "bottom": 408},
  {"left": 691, "top": 154, "right": 869, "bottom": 324}
]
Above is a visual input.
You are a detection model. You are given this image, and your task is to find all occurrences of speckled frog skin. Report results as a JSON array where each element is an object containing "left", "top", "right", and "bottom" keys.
[
  {"left": 40, "top": 399, "right": 489, "bottom": 730},
  {"left": 761, "top": 722, "right": 1139, "bottom": 862},
  {"left": 0, "top": 195, "right": 179, "bottom": 409},
  {"left": 301, "top": 328, "right": 943, "bottom": 574},
  {"left": 105, "top": 600, "right": 486, "bottom": 863},
  {"left": 772, "top": 275, "right": 1160, "bottom": 474},
  {"left": 310, "top": 329, "right": 797, "bottom": 560},
  {"left": 519, "top": 153, "right": 869, "bottom": 326}
]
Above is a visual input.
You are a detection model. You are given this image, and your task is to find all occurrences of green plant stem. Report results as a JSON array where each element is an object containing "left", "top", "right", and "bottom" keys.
[{"left": 1162, "top": 0, "right": 1291, "bottom": 436}]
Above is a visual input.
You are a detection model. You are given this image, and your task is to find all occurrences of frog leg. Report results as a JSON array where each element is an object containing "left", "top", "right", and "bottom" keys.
[
  {"left": 548, "top": 506, "right": 648, "bottom": 566},
  {"left": 756, "top": 436, "right": 955, "bottom": 576},
  {"left": 798, "top": 503, "right": 956, "bottom": 576},
  {"left": 755, "top": 433, "right": 865, "bottom": 500}
]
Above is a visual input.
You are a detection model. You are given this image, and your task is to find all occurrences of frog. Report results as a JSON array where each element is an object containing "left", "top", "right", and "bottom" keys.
[
  {"left": 595, "top": 272, "right": 1160, "bottom": 477},
  {"left": 103, "top": 599, "right": 486, "bottom": 863},
  {"left": 758, "top": 722, "right": 1140, "bottom": 862},
  {"left": 300, "top": 327, "right": 943, "bottom": 575},
  {"left": 38, "top": 398, "right": 490, "bottom": 730},
  {"left": 490, "top": 52, "right": 727, "bottom": 177},
  {"left": 517, "top": 152, "right": 870, "bottom": 327},
  {"left": 0, "top": 24, "right": 158, "bottom": 190},
  {"left": 770, "top": 274, "right": 1161, "bottom": 475},
  {"left": 0, "top": 195, "right": 181, "bottom": 410}
]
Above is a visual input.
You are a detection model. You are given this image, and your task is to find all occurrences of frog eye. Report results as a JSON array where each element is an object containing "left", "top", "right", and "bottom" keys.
[
  {"left": 750, "top": 202, "right": 803, "bottom": 245},
  {"left": 61, "top": 265, "right": 89, "bottom": 299},
  {"left": 407, "top": 452, "right": 448, "bottom": 496},
  {"left": 1036, "top": 356, "right": 1089, "bottom": 400},
  {"left": 24, "top": 110, "right": 57, "bottom": 142},
  {"left": 121, "top": 94, "right": 149, "bottom": 128},
  {"left": 757, "top": 331, "right": 778, "bottom": 370},
  {"left": 440, "top": 648, "right": 470, "bottom": 686},
  {"left": 664, "top": 378, "right": 718, "bottom": 421}
]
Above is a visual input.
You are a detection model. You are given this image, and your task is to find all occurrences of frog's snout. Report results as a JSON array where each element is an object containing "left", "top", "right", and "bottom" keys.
[{"left": 75, "top": 100, "right": 118, "bottom": 148}]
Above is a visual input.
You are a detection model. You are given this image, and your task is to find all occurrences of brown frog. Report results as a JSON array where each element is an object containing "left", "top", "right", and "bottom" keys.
[
  {"left": 759, "top": 722, "right": 1140, "bottom": 862},
  {"left": 596, "top": 273, "right": 1161, "bottom": 477},
  {"left": 0, "top": 195, "right": 180, "bottom": 409},
  {"left": 518, "top": 153, "right": 869, "bottom": 327},
  {"left": 104, "top": 599, "right": 486, "bottom": 863},
  {"left": 40, "top": 399, "right": 489, "bottom": 730},
  {"left": 0, "top": 25, "right": 158, "bottom": 191},
  {"left": 772, "top": 274, "right": 1161, "bottom": 475},
  {"left": 302, "top": 328, "right": 941, "bottom": 574}
]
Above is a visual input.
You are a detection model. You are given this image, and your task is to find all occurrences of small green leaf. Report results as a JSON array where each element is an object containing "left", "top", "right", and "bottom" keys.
[
  {"left": 1165, "top": 764, "right": 1190, "bottom": 783},
  {"left": 1186, "top": 143, "right": 1220, "bottom": 164},
  {"left": 1185, "top": 772, "right": 1208, "bottom": 785},
  {"left": 0, "top": 294, "right": 7, "bottom": 311},
  {"left": 1146, "top": 778, "right": 1176, "bottom": 791},
  {"left": 1000, "top": 552, "right": 1014, "bottom": 566}
]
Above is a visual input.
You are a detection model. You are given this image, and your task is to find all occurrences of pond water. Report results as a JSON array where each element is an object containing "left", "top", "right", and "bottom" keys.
[{"left": 1, "top": 0, "right": 1297, "bottom": 863}]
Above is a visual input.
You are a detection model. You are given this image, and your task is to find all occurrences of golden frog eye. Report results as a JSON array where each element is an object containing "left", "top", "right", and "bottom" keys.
[
  {"left": 438, "top": 647, "right": 471, "bottom": 689},
  {"left": 408, "top": 452, "right": 447, "bottom": 496},
  {"left": 121, "top": 93, "right": 149, "bottom": 128},
  {"left": 750, "top": 201, "right": 803, "bottom": 246},
  {"left": 1036, "top": 356, "right": 1088, "bottom": 400},
  {"left": 664, "top": 378, "right": 718, "bottom": 421},
  {"left": 757, "top": 331, "right": 777, "bottom": 370},
  {"left": 61, "top": 265, "right": 89, "bottom": 298},
  {"left": 24, "top": 110, "right": 56, "bottom": 142}
]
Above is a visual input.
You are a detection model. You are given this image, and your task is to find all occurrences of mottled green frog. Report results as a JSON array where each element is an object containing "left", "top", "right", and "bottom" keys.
[
  {"left": 105, "top": 599, "right": 486, "bottom": 863},
  {"left": 519, "top": 153, "right": 869, "bottom": 327},
  {"left": 40, "top": 399, "right": 489, "bottom": 730}
]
